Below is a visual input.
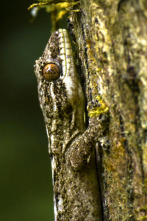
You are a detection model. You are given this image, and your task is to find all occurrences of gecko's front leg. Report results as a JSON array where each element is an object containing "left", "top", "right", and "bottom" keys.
[
  {"left": 69, "top": 115, "right": 107, "bottom": 171},
  {"left": 34, "top": 29, "right": 102, "bottom": 221}
]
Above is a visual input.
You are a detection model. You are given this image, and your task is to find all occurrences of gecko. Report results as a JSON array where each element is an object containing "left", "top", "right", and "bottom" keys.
[{"left": 34, "top": 29, "right": 103, "bottom": 221}]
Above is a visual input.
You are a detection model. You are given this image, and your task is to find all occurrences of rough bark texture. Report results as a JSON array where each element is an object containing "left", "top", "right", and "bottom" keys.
[{"left": 68, "top": 0, "right": 147, "bottom": 220}]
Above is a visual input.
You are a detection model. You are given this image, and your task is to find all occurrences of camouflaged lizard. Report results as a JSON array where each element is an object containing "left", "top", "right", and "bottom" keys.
[{"left": 34, "top": 29, "right": 103, "bottom": 221}]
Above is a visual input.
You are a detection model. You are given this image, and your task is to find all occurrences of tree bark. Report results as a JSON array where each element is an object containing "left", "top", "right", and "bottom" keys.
[{"left": 68, "top": 0, "right": 147, "bottom": 220}]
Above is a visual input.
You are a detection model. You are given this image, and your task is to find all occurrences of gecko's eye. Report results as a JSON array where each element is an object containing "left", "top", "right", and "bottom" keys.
[{"left": 42, "top": 63, "right": 60, "bottom": 81}]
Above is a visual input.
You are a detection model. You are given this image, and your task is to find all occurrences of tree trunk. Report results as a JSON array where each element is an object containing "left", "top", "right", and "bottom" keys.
[{"left": 68, "top": 0, "right": 147, "bottom": 220}]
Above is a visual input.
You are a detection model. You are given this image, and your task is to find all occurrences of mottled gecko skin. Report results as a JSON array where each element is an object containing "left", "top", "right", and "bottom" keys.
[{"left": 34, "top": 29, "right": 102, "bottom": 221}]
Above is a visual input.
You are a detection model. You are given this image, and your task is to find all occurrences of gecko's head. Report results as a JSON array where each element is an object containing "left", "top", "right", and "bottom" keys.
[
  {"left": 34, "top": 29, "right": 85, "bottom": 133},
  {"left": 34, "top": 29, "right": 75, "bottom": 121},
  {"left": 34, "top": 29, "right": 74, "bottom": 85},
  {"left": 34, "top": 30, "right": 63, "bottom": 84}
]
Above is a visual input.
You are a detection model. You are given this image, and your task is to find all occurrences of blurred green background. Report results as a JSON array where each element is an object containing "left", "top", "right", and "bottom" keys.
[{"left": 1, "top": 1, "right": 66, "bottom": 220}]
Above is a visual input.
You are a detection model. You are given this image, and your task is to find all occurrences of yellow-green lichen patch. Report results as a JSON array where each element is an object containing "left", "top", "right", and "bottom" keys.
[{"left": 88, "top": 95, "right": 109, "bottom": 118}]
